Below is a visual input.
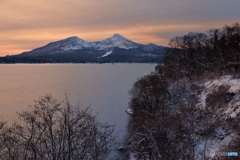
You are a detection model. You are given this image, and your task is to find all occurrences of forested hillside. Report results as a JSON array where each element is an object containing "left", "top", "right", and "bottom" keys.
[{"left": 127, "top": 23, "right": 240, "bottom": 160}]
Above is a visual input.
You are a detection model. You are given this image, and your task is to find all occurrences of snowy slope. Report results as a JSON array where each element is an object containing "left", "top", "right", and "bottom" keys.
[
  {"left": 93, "top": 34, "right": 139, "bottom": 50},
  {"left": 32, "top": 36, "right": 92, "bottom": 53},
  {"left": 30, "top": 34, "right": 144, "bottom": 54},
  {"left": 101, "top": 50, "right": 113, "bottom": 57},
  {"left": 6, "top": 34, "right": 167, "bottom": 63},
  {"left": 194, "top": 75, "right": 240, "bottom": 159},
  {"left": 60, "top": 37, "right": 92, "bottom": 51}
]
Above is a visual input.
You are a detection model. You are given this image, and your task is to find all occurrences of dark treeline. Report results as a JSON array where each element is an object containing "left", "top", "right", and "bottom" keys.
[
  {"left": 0, "top": 96, "right": 114, "bottom": 160},
  {"left": 158, "top": 23, "right": 240, "bottom": 79},
  {"left": 127, "top": 23, "right": 240, "bottom": 160}
]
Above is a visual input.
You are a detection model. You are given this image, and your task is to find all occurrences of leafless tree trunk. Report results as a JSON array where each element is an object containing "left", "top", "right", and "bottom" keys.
[{"left": 0, "top": 95, "right": 114, "bottom": 160}]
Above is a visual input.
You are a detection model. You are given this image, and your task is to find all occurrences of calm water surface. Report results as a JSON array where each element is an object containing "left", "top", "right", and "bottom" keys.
[{"left": 0, "top": 63, "right": 155, "bottom": 141}]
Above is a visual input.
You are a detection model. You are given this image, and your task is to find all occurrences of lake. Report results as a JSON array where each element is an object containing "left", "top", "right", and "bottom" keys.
[{"left": 0, "top": 63, "right": 155, "bottom": 142}]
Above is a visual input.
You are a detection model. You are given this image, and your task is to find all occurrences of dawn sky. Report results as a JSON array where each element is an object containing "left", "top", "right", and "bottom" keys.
[{"left": 0, "top": 0, "right": 240, "bottom": 55}]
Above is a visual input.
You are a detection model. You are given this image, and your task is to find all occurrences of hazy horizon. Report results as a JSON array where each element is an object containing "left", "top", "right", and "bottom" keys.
[{"left": 0, "top": 0, "right": 240, "bottom": 55}]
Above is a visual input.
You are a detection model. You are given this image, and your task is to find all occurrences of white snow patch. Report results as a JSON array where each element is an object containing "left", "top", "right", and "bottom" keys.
[
  {"left": 197, "top": 76, "right": 240, "bottom": 109},
  {"left": 228, "top": 107, "right": 240, "bottom": 118},
  {"left": 101, "top": 51, "right": 113, "bottom": 57},
  {"left": 224, "top": 99, "right": 240, "bottom": 118},
  {"left": 94, "top": 34, "right": 139, "bottom": 50},
  {"left": 126, "top": 108, "right": 133, "bottom": 115},
  {"left": 59, "top": 37, "right": 93, "bottom": 51}
]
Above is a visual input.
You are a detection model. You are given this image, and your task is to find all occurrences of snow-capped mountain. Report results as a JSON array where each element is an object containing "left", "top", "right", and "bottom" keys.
[
  {"left": 31, "top": 34, "right": 143, "bottom": 53},
  {"left": 0, "top": 34, "right": 168, "bottom": 63},
  {"left": 93, "top": 34, "right": 140, "bottom": 50},
  {"left": 34, "top": 36, "right": 92, "bottom": 53},
  {"left": 60, "top": 37, "right": 92, "bottom": 51}
]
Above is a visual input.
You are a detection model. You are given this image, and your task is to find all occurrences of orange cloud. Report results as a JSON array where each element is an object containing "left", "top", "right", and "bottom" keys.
[
  {"left": 0, "top": 20, "right": 237, "bottom": 55},
  {"left": 0, "top": 0, "right": 239, "bottom": 55}
]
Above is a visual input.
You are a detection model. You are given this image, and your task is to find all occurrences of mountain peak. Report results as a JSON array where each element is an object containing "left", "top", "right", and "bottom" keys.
[
  {"left": 62, "top": 36, "right": 86, "bottom": 43},
  {"left": 9, "top": 34, "right": 166, "bottom": 63},
  {"left": 65, "top": 36, "right": 80, "bottom": 40},
  {"left": 93, "top": 34, "right": 138, "bottom": 50},
  {"left": 111, "top": 34, "right": 127, "bottom": 40},
  {"left": 38, "top": 36, "right": 92, "bottom": 52},
  {"left": 25, "top": 34, "right": 164, "bottom": 55}
]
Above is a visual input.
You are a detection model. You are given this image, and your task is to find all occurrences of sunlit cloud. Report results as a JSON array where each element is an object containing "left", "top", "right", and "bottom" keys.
[{"left": 0, "top": 0, "right": 239, "bottom": 55}]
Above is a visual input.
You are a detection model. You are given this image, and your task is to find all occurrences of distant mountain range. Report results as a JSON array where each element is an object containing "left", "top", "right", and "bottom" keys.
[{"left": 0, "top": 34, "right": 168, "bottom": 63}]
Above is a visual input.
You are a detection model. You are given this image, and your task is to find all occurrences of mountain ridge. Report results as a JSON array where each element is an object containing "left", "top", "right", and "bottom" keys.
[{"left": 0, "top": 34, "right": 168, "bottom": 63}]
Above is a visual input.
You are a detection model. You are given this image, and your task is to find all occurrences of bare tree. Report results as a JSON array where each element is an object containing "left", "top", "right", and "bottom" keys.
[{"left": 0, "top": 95, "right": 114, "bottom": 160}]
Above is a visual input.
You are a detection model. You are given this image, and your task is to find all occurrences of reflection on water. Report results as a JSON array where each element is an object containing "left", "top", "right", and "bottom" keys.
[{"left": 0, "top": 63, "right": 155, "bottom": 140}]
